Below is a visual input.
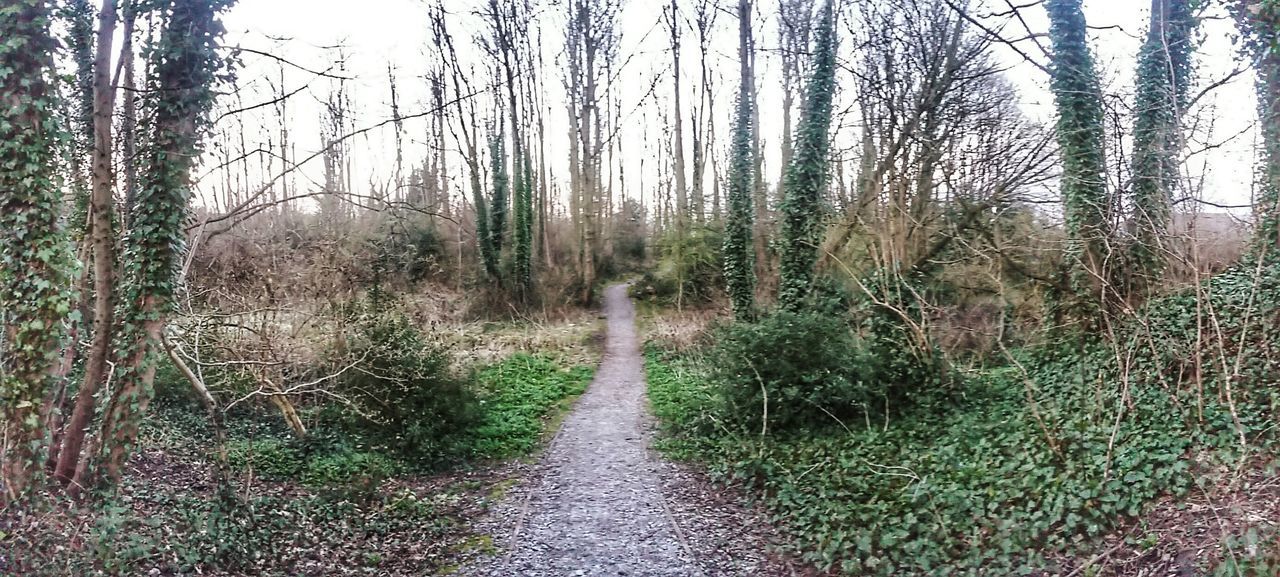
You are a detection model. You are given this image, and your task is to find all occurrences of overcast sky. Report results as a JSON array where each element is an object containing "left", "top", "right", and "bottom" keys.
[{"left": 202, "top": 0, "right": 1262, "bottom": 219}]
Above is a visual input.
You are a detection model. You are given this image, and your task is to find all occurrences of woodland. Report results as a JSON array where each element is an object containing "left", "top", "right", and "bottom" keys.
[{"left": 2, "top": 0, "right": 1280, "bottom": 575}]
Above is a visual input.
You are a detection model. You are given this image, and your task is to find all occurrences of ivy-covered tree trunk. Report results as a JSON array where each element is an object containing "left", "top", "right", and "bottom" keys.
[
  {"left": 724, "top": 0, "right": 756, "bottom": 321},
  {"left": 514, "top": 154, "right": 534, "bottom": 296},
  {"left": 97, "top": 0, "right": 234, "bottom": 486},
  {"left": 488, "top": 127, "right": 509, "bottom": 279},
  {"left": 1128, "top": 0, "right": 1195, "bottom": 288},
  {"left": 0, "top": 0, "right": 73, "bottom": 503},
  {"left": 1237, "top": 0, "right": 1280, "bottom": 254},
  {"left": 778, "top": 0, "right": 837, "bottom": 311},
  {"left": 63, "top": 0, "right": 95, "bottom": 233},
  {"left": 1045, "top": 0, "right": 1111, "bottom": 311},
  {"left": 474, "top": 159, "right": 495, "bottom": 278}
]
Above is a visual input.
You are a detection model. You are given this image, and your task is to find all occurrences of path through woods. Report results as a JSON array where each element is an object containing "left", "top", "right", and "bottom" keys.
[{"left": 463, "top": 284, "right": 804, "bottom": 577}]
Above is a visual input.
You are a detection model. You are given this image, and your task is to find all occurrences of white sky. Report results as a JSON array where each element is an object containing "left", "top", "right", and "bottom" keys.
[{"left": 200, "top": 0, "right": 1262, "bottom": 220}]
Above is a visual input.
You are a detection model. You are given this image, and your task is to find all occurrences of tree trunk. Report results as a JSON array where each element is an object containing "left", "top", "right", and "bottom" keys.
[
  {"left": 0, "top": 0, "right": 70, "bottom": 503},
  {"left": 56, "top": 0, "right": 119, "bottom": 486},
  {"left": 98, "top": 0, "right": 228, "bottom": 486},
  {"left": 669, "top": 0, "right": 689, "bottom": 229}
]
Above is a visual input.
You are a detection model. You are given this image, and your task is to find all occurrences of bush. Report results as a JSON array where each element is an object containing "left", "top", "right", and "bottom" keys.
[
  {"left": 335, "top": 295, "right": 480, "bottom": 466},
  {"left": 631, "top": 227, "right": 723, "bottom": 306},
  {"left": 708, "top": 311, "right": 866, "bottom": 432},
  {"left": 706, "top": 276, "right": 954, "bottom": 433}
]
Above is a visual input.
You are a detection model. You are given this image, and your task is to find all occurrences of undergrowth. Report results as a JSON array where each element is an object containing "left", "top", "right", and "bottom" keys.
[
  {"left": 5, "top": 350, "right": 592, "bottom": 576},
  {"left": 644, "top": 262, "right": 1280, "bottom": 576}
]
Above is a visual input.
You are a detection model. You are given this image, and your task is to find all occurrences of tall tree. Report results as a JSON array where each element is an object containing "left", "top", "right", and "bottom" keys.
[
  {"left": 487, "top": 0, "right": 534, "bottom": 295},
  {"left": 724, "top": 0, "right": 757, "bottom": 321},
  {"left": 667, "top": 0, "right": 689, "bottom": 227},
  {"left": 1235, "top": 0, "right": 1280, "bottom": 254},
  {"left": 489, "top": 124, "right": 510, "bottom": 271},
  {"left": 1045, "top": 0, "right": 1111, "bottom": 310},
  {"left": 777, "top": 0, "right": 814, "bottom": 193},
  {"left": 691, "top": 0, "right": 717, "bottom": 224},
  {"left": 0, "top": 0, "right": 73, "bottom": 503},
  {"left": 56, "top": 0, "right": 120, "bottom": 485},
  {"left": 98, "top": 0, "right": 234, "bottom": 485},
  {"left": 565, "top": 0, "right": 620, "bottom": 302},
  {"left": 1128, "top": 0, "right": 1196, "bottom": 286},
  {"left": 778, "top": 0, "right": 838, "bottom": 311},
  {"left": 433, "top": 4, "right": 493, "bottom": 278}
]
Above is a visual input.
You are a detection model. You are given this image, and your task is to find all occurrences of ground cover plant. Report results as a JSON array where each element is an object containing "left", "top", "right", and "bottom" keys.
[{"left": 645, "top": 261, "right": 1280, "bottom": 576}]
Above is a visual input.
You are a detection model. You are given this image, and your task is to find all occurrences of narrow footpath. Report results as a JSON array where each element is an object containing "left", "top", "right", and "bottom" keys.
[{"left": 464, "top": 283, "right": 806, "bottom": 577}]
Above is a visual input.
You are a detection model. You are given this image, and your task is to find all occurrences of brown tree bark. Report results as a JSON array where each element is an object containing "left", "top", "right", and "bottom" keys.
[
  {"left": 668, "top": 0, "right": 689, "bottom": 228},
  {"left": 56, "top": 0, "right": 118, "bottom": 486}
]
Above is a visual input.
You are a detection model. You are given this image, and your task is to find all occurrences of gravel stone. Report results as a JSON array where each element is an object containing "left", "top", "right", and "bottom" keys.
[{"left": 463, "top": 284, "right": 813, "bottom": 577}]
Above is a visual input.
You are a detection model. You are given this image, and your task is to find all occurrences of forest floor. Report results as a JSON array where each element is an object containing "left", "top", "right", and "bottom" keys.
[{"left": 459, "top": 284, "right": 811, "bottom": 577}]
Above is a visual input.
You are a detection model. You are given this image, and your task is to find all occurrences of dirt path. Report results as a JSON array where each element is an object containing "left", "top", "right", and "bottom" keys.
[{"left": 463, "top": 284, "right": 804, "bottom": 577}]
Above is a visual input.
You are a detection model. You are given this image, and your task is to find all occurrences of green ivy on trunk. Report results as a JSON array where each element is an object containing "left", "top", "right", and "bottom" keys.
[{"left": 778, "top": 0, "right": 837, "bottom": 312}]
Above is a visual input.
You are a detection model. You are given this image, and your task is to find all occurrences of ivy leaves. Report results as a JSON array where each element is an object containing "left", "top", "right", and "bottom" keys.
[
  {"left": 778, "top": 0, "right": 838, "bottom": 312},
  {"left": 0, "top": 0, "right": 73, "bottom": 501}
]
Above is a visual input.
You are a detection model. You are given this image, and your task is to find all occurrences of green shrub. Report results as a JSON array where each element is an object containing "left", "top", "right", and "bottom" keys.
[
  {"left": 335, "top": 296, "right": 480, "bottom": 466},
  {"left": 631, "top": 227, "right": 723, "bottom": 306},
  {"left": 708, "top": 310, "right": 867, "bottom": 432}
]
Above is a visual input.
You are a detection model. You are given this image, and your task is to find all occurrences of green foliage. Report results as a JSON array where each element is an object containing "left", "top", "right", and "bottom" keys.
[
  {"left": 706, "top": 311, "right": 865, "bottom": 431},
  {"left": 647, "top": 261, "right": 1280, "bottom": 575},
  {"left": 487, "top": 128, "right": 509, "bottom": 268},
  {"left": 58, "top": 0, "right": 95, "bottom": 237},
  {"left": 335, "top": 297, "right": 480, "bottom": 466},
  {"left": 1128, "top": 0, "right": 1196, "bottom": 285},
  {"left": 226, "top": 438, "right": 304, "bottom": 480},
  {"left": 703, "top": 297, "right": 950, "bottom": 433},
  {"left": 0, "top": 0, "right": 74, "bottom": 499},
  {"left": 87, "top": 484, "right": 466, "bottom": 576},
  {"left": 1211, "top": 526, "right": 1280, "bottom": 576},
  {"left": 778, "top": 0, "right": 838, "bottom": 311},
  {"left": 470, "top": 354, "right": 592, "bottom": 459},
  {"left": 100, "top": 0, "right": 236, "bottom": 483},
  {"left": 1046, "top": 0, "right": 1111, "bottom": 309},
  {"left": 723, "top": 0, "right": 756, "bottom": 321},
  {"left": 635, "top": 227, "right": 723, "bottom": 306},
  {"left": 301, "top": 449, "right": 399, "bottom": 498}
]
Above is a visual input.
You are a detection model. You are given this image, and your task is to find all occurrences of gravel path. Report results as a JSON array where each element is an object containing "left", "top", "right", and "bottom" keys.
[{"left": 463, "top": 284, "right": 809, "bottom": 577}]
